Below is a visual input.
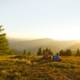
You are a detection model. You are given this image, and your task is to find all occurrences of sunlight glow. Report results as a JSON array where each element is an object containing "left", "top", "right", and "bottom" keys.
[
  {"left": 7, "top": 27, "right": 80, "bottom": 40},
  {"left": 37, "top": 27, "right": 80, "bottom": 40}
]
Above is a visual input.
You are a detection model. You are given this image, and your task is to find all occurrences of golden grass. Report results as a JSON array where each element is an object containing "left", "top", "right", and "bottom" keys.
[{"left": 0, "top": 55, "right": 79, "bottom": 80}]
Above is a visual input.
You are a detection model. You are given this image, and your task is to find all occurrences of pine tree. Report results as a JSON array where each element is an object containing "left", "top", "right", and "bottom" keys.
[
  {"left": 76, "top": 49, "right": 80, "bottom": 56},
  {"left": 37, "top": 47, "right": 42, "bottom": 55},
  {"left": 48, "top": 49, "right": 53, "bottom": 55},
  {"left": 27, "top": 51, "right": 31, "bottom": 56},
  {"left": 66, "top": 49, "right": 72, "bottom": 56},
  {"left": 46, "top": 48, "right": 48, "bottom": 51},
  {"left": 0, "top": 25, "right": 12, "bottom": 55},
  {"left": 42, "top": 49, "right": 45, "bottom": 55},
  {"left": 63, "top": 50, "right": 65, "bottom": 56},
  {"left": 59, "top": 50, "right": 64, "bottom": 56},
  {"left": 23, "top": 49, "right": 26, "bottom": 56}
]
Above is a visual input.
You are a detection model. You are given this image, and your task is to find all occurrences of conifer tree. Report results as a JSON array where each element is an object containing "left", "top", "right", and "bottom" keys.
[
  {"left": 48, "top": 49, "right": 53, "bottom": 55},
  {"left": 46, "top": 48, "right": 48, "bottom": 51},
  {"left": 0, "top": 25, "right": 12, "bottom": 55},
  {"left": 59, "top": 50, "right": 64, "bottom": 56},
  {"left": 23, "top": 49, "right": 26, "bottom": 56},
  {"left": 42, "top": 49, "right": 45, "bottom": 55},
  {"left": 27, "top": 51, "right": 31, "bottom": 56},
  {"left": 37, "top": 47, "right": 42, "bottom": 55},
  {"left": 76, "top": 49, "right": 80, "bottom": 56},
  {"left": 66, "top": 49, "right": 72, "bottom": 56}
]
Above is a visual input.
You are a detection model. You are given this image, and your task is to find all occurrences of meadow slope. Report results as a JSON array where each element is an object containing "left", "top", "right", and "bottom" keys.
[{"left": 0, "top": 56, "right": 80, "bottom": 80}]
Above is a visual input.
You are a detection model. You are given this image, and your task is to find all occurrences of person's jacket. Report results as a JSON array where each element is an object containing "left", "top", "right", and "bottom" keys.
[{"left": 54, "top": 55, "right": 60, "bottom": 61}]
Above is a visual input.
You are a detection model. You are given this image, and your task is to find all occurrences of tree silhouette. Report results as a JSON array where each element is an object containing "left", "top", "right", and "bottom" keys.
[
  {"left": 76, "top": 49, "right": 80, "bottom": 56},
  {"left": 59, "top": 49, "right": 72, "bottom": 56},
  {"left": 48, "top": 49, "right": 53, "bottom": 55},
  {"left": 59, "top": 50, "right": 64, "bottom": 56},
  {"left": 27, "top": 51, "right": 31, "bottom": 56},
  {"left": 23, "top": 49, "right": 26, "bottom": 56},
  {"left": 0, "top": 25, "right": 12, "bottom": 55},
  {"left": 66, "top": 49, "right": 72, "bottom": 56},
  {"left": 42, "top": 49, "right": 45, "bottom": 55},
  {"left": 37, "top": 47, "right": 42, "bottom": 55}
]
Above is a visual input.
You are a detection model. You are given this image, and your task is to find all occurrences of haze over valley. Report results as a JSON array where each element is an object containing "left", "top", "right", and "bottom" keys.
[{"left": 7, "top": 37, "right": 80, "bottom": 55}]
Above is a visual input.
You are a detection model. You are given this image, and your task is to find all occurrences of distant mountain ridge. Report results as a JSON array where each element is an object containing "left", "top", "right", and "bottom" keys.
[
  {"left": 9, "top": 38, "right": 54, "bottom": 50},
  {"left": 7, "top": 37, "right": 80, "bottom": 55},
  {"left": 66, "top": 43, "right": 80, "bottom": 51}
]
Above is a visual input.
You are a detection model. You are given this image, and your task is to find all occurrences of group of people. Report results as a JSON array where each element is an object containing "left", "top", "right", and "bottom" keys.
[{"left": 42, "top": 51, "right": 62, "bottom": 62}]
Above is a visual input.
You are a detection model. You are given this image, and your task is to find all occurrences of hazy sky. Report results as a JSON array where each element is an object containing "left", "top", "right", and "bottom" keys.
[{"left": 0, "top": 0, "right": 80, "bottom": 40}]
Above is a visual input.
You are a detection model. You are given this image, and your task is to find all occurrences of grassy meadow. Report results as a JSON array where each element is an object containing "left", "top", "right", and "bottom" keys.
[{"left": 0, "top": 55, "right": 80, "bottom": 80}]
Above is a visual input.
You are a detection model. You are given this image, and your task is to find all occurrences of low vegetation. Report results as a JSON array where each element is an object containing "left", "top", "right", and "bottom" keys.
[{"left": 0, "top": 55, "right": 80, "bottom": 80}]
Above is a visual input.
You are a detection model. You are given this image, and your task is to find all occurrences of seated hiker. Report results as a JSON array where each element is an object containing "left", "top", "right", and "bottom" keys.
[
  {"left": 53, "top": 53, "right": 62, "bottom": 62},
  {"left": 44, "top": 51, "right": 49, "bottom": 60},
  {"left": 42, "top": 51, "right": 51, "bottom": 60}
]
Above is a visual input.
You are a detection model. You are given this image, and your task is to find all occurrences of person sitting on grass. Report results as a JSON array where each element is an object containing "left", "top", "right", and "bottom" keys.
[
  {"left": 43, "top": 51, "right": 49, "bottom": 60},
  {"left": 43, "top": 51, "right": 52, "bottom": 60},
  {"left": 53, "top": 53, "right": 62, "bottom": 62}
]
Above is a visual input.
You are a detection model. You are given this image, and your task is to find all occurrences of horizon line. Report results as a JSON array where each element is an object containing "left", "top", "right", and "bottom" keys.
[{"left": 6, "top": 36, "right": 80, "bottom": 41}]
